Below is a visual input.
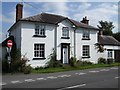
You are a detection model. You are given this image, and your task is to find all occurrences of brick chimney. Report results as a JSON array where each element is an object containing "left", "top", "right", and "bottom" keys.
[
  {"left": 16, "top": 3, "right": 23, "bottom": 22},
  {"left": 81, "top": 16, "right": 89, "bottom": 25}
]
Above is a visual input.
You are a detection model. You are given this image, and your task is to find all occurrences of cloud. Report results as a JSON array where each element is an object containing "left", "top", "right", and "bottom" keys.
[
  {"left": 41, "top": 2, "right": 68, "bottom": 16},
  {"left": 72, "top": 2, "right": 118, "bottom": 32}
]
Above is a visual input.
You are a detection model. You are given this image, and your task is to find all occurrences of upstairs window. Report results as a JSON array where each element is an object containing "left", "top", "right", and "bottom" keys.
[
  {"left": 82, "top": 30, "right": 90, "bottom": 40},
  {"left": 62, "top": 27, "right": 69, "bottom": 39},
  {"left": 35, "top": 24, "right": 45, "bottom": 37}
]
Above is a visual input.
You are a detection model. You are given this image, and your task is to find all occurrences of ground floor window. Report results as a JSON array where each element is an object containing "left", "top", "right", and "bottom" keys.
[
  {"left": 82, "top": 45, "right": 90, "bottom": 57},
  {"left": 107, "top": 50, "right": 112, "bottom": 58},
  {"left": 34, "top": 44, "right": 45, "bottom": 58}
]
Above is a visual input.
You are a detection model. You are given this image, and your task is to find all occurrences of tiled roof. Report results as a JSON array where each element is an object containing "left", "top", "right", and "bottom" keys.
[
  {"left": 98, "top": 35, "right": 120, "bottom": 46},
  {"left": 21, "top": 13, "right": 99, "bottom": 30},
  {"left": 21, "top": 13, "right": 67, "bottom": 25}
]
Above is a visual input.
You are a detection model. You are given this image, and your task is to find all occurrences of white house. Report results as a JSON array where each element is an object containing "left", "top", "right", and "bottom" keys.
[{"left": 1, "top": 3, "right": 120, "bottom": 68}]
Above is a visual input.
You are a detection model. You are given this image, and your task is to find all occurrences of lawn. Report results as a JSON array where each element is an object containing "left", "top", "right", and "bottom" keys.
[{"left": 32, "top": 62, "right": 120, "bottom": 74}]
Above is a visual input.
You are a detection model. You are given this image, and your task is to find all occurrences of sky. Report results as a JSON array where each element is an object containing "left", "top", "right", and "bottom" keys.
[{"left": 0, "top": 0, "right": 120, "bottom": 42}]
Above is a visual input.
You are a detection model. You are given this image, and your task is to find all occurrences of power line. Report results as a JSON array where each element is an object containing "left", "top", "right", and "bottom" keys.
[{"left": 21, "top": 0, "right": 41, "bottom": 12}]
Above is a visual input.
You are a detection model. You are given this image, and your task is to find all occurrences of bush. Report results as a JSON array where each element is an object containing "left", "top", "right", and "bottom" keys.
[
  {"left": 47, "top": 50, "right": 62, "bottom": 68},
  {"left": 82, "top": 61, "right": 93, "bottom": 65},
  {"left": 2, "top": 60, "right": 9, "bottom": 73},
  {"left": 23, "top": 65, "right": 32, "bottom": 74},
  {"left": 70, "top": 57, "right": 77, "bottom": 67},
  {"left": 98, "top": 57, "right": 106, "bottom": 64},
  {"left": 107, "top": 58, "right": 114, "bottom": 64}
]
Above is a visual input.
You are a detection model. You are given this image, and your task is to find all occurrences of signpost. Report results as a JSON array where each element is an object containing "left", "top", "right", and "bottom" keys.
[{"left": 7, "top": 40, "right": 13, "bottom": 73}]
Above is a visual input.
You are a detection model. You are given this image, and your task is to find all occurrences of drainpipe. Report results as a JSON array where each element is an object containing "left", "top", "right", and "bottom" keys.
[
  {"left": 73, "top": 25, "right": 77, "bottom": 58},
  {"left": 54, "top": 25, "right": 58, "bottom": 60}
]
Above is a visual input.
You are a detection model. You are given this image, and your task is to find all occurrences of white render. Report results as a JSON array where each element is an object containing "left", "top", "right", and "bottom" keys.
[{"left": 3, "top": 18, "right": 119, "bottom": 68}]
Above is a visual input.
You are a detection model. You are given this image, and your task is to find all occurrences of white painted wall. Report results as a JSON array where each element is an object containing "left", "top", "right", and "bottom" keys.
[
  {"left": 21, "top": 22, "right": 55, "bottom": 68},
  {"left": 8, "top": 20, "right": 120, "bottom": 67},
  {"left": 56, "top": 20, "right": 75, "bottom": 61},
  {"left": 10, "top": 22, "right": 21, "bottom": 49},
  {"left": 76, "top": 28, "right": 98, "bottom": 63}
]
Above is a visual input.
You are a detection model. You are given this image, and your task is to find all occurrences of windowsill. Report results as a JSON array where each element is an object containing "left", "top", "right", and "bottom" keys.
[
  {"left": 33, "top": 57, "right": 46, "bottom": 60},
  {"left": 33, "top": 35, "right": 46, "bottom": 38},
  {"left": 82, "top": 38, "right": 90, "bottom": 40},
  {"left": 61, "top": 37, "right": 70, "bottom": 39},
  {"left": 82, "top": 56, "right": 90, "bottom": 58}
]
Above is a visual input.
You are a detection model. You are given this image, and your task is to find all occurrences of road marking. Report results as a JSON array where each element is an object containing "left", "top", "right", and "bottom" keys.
[
  {"left": 11, "top": 80, "right": 21, "bottom": 84},
  {"left": 0, "top": 83, "right": 7, "bottom": 86},
  {"left": 57, "top": 84, "right": 86, "bottom": 90},
  {"left": 115, "top": 76, "right": 119, "bottom": 79},
  {"left": 89, "top": 70, "right": 99, "bottom": 73},
  {"left": 58, "top": 75, "right": 71, "bottom": 78},
  {"left": 100, "top": 69, "right": 110, "bottom": 71},
  {"left": 76, "top": 73, "right": 86, "bottom": 75},
  {"left": 25, "top": 79, "right": 35, "bottom": 82},
  {"left": 36, "top": 78, "right": 46, "bottom": 80},
  {"left": 47, "top": 76, "right": 57, "bottom": 79},
  {"left": 110, "top": 67, "right": 118, "bottom": 70}
]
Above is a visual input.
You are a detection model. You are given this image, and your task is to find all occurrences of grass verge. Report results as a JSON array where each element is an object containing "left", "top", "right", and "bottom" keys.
[{"left": 32, "top": 62, "right": 120, "bottom": 74}]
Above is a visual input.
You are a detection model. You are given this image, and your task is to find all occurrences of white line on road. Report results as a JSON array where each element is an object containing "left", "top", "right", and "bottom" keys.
[
  {"left": 25, "top": 79, "right": 35, "bottom": 82},
  {"left": 36, "top": 78, "right": 46, "bottom": 80},
  {"left": 89, "top": 70, "right": 99, "bottom": 73},
  {"left": 115, "top": 76, "right": 119, "bottom": 79},
  {"left": 0, "top": 83, "right": 7, "bottom": 86},
  {"left": 57, "top": 84, "right": 86, "bottom": 90},
  {"left": 58, "top": 75, "right": 71, "bottom": 78},
  {"left": 11, "top": 80, "right": 21, "bottom": 84},
  {"left": 100, "top": 69, "right": 110, "bottom": 71},
  {"left": 76, "top": 73, "right": 86, "bottom": 75},
  {"left": 110, "top": 67, "right": 118, "bottom": 70},
  {"left": 47, "top": 76, "right": 57, "bottom": 79}
]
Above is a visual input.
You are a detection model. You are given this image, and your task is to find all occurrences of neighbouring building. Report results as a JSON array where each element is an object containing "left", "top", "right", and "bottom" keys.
[{"left": 1, "top": 3, "right": 120, "bottom": 68}]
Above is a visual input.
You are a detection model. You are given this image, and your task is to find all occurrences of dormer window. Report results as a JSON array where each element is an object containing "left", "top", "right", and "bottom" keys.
[
  {"left": 82, "top": 30, "right": 90, "bottom": 40},
  {"left": 34, "top": 24, "right": 46, "bottom": 37},
  {"left": 61, "top": 27, "right": 70, "bottom": 39}
]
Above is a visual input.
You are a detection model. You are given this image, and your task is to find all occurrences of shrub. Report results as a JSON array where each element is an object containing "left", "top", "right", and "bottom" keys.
[
  {"left": 2, "top": 60, "right": 9, "bottom": 73},
  {"left": 23, "top": 65, "right": 32, "bottom": 74},
  {"left": 70, "top": 57, "right": 77, "bottom": 67},
  {"left": 98, "top": 57, "right": 106, "bottom": 64},
  {"left": 47, "top": 50, "right": 62, "bottom": 68},
  {"left": 107, "top": 58, "right": 114, "bottom": 64},
  {"left": 82, "top": 60, "right": 93, "bottom": 65}
]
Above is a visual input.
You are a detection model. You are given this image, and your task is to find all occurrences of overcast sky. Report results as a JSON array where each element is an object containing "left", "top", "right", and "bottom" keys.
[{"left": 1, "top": 1, "right": 119, "bottom": 42}]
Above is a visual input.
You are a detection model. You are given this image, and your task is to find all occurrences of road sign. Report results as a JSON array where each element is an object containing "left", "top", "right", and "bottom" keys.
[{"left": 7, "top": 40, "right": 13, "bottom": 48}]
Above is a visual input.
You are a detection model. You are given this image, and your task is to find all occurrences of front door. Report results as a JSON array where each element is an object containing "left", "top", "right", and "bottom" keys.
[{"left": 63, "top": 47, "right": 68, "bottom": 64}]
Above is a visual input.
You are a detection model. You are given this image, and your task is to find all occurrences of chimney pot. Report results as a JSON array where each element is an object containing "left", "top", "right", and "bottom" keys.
[
  {"left": 16, "top": 3, "right": 23, "bottom": 22},
  {"left": 81, "top": 16, "right": 89, "bottom": 25}
]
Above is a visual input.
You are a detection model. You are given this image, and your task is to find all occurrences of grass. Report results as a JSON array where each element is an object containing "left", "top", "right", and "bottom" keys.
[{"left": 32, "top": 62, "right": 120, "bottom": 74}]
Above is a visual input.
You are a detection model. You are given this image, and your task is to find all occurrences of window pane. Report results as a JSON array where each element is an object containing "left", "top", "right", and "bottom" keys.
[
  {"left": 62, "top": 27, "right": 69, "bottom": 37},
  {"left": 35, "top": 24, "right": 45, "bottom": 36},
  {"left": 34, "top": 44, "right": 45, "bottom": 58},
  {"left": 82, "top": 45, "right": 89, "bottom": 57}
]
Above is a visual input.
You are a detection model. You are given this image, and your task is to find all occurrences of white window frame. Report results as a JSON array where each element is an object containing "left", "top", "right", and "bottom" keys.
[
  {"left": 107, "top": 50, "right": 113, "bottom": 58},
  {"left": 82, "top": 30, "right": 90, "bottom": 39},
  {"left": 62, "top": 27, "right": 69, "bottom": 38},
  {"left": 35, "top": 24, "right": 45, "bottom": 36},
  {"left": 82, "top": 45, "right": 90, "bottom": 57},
  {"left": 34, "top": 44, "right": 45, "bottom": 58}
]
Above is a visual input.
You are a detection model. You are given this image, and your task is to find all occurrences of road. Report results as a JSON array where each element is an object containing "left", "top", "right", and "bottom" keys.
[{"left": 1, "top": 66, "right": 119, "bottom": 89}]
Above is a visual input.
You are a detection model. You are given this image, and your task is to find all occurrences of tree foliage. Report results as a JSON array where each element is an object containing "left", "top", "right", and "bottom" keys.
[
  {"left": 97, "top": 20, "right": 115, "bottom": 35},
  {"left": 113, "top": 32, "right": 120, "bottom": 42}
]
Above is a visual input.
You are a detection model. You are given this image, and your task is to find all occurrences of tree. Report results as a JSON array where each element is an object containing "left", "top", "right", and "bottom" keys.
[
  {"left": 113, "top": 32, "right": 120, "bottom": 42},
  {"left": 97, "top": 20, "right": 115, "bottom": 36}
]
